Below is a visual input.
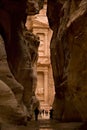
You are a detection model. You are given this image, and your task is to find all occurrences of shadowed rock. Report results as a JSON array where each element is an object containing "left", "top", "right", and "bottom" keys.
[
  {"left": 0, "top": 0, "right": 43, "bottom": 125},
  {"left": 47, "top": 0, "right": 87, "bottom": 122}
]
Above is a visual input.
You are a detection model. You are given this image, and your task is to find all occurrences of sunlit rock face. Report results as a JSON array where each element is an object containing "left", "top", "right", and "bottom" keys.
[
  {"left": 0, "top": 80, "right": 27, "bottom": 124},
  {"left": 0, "top": 0, "right": 43, "bottom": 125},
  {"left": 47, "top": 0, "right": 87, "bottom": 121},
  {"left": 0, "top": 35, "right": 27, "bottom": 125}
]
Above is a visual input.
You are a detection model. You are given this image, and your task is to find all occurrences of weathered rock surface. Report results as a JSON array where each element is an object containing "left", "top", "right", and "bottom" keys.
[
  {"left": 0, "top": 0, "right": 43, "bottom": 125},
  {"left": 0, "top": 80, "right": 27, "bottom": 124},
  {"left": 14, "top": 29, "right": 40, "bottom": 114},
  {"left": 47, "top": 0, "right": 87, "bottom": 121}
]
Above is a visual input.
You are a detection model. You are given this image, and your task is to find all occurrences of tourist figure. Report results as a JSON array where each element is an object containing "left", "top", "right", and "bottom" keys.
[
  {"left": 34, "top": 107, "right": 39, "bottom": 121},
  {"left": 49, "top": 108, "right": 53, "bottom": 119},
  {"left": 42, "top": 109, "right": 44, "bottom": 116},
  {"left": 45, "top": 110, "right": 48, "bottom": 116}
]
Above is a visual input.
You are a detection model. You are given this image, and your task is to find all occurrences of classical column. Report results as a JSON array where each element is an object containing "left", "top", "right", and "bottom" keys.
[
  {"left": 44, "top": 32, "right": 48, "bottom": 56},
  {"left": 44, "top": 70, "right": 48, "bottom": 104}
]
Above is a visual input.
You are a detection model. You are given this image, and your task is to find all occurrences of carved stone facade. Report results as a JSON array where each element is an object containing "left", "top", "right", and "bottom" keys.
[{"left": 26, "top": 1, "right": 55, "bottom": 111}]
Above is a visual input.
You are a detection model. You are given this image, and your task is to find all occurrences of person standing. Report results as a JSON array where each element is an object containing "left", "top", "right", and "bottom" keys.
[
  {"left": 49, "top": 108, "right": 53, "bottom": 119},
  {"left": 34, "top": 107, "right": 39, "bottom": 121}
]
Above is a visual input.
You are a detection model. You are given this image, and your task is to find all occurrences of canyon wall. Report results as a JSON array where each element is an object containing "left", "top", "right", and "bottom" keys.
[
  {"left": 0, "top": 0, "right": 43, "bottom": 125},
  {"left": 47, "top": 0, "right": 87, "bottom": 121},
  {"left": 1, "top": 0, "right": 87, "bottom": 125}
]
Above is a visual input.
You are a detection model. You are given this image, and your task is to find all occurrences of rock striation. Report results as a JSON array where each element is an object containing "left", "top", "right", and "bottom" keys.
[
  {"left": 47, "top": 0, "right": 87, "bottom": 121},
  {"left": 0, "top": 0, "right": 43, "bottom": 125}
]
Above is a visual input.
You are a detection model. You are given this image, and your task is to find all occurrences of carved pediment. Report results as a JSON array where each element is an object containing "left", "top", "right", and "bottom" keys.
[{"left": 33, "top": 19, "right": 49, "bottom": 28}]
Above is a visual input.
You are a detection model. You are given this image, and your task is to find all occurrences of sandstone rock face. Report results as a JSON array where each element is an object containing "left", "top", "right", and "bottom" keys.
[
  {"left": 47, "top": 0, "right": 87, "bottom": 121},
  {"left": 14, "top": 29, "right": 40, "bottom": 115},
  {"left": 0, "top": 35, "right": 27, "bottom": 124},
  {"left": 0, "top": 0, "right": 43, "bottom": 125},
  {"left": 26, "top": 0, "right": 44, "bottom": 15},
  {"left": 0, "top": 80, "right": 27, "bottom": 124}
]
